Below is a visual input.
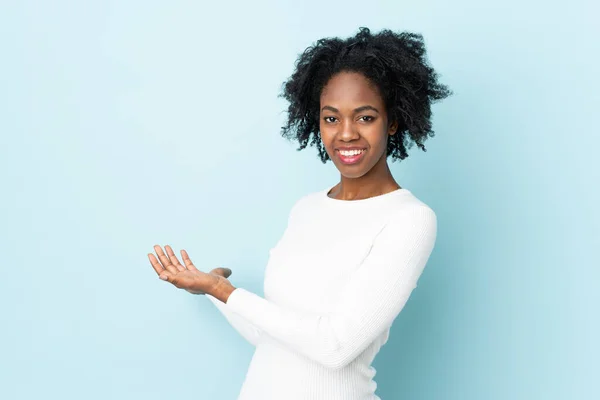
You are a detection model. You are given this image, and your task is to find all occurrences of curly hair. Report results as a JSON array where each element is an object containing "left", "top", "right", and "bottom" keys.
[{"left": 279, "top": 27, "right": 452, "bottom": 163}]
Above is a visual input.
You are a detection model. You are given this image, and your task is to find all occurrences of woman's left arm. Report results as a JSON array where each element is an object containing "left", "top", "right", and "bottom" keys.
[{"left": 211, "top": 206, "right": 437, "bottom": 370}]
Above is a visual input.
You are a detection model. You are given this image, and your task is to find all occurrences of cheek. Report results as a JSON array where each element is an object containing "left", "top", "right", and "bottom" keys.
[{"left": 364, "top": 130, "right": 387, "bottom": 150}]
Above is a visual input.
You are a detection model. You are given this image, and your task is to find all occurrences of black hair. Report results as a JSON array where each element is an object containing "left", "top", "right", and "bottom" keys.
[{"left": 279, "top": 27, "right": 452, "bottom": 163}]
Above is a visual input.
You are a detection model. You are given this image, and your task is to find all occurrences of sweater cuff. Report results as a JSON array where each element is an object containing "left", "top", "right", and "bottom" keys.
[
  {"left": 226, "top": 288, "right": 259, "bottom": 316},
  {"left": 226, "top": 287, "right": 247, "bottom": 306}
]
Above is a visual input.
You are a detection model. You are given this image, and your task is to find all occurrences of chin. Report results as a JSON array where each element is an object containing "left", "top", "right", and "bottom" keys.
[
  {"left": 336, "top": 165, "right": 370, "bottom": 179},
  {"left": 340, "top": 172, "right": 366, "bottom": 179}
]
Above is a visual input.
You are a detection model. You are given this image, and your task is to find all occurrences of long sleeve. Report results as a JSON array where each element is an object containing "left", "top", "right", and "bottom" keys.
[
  {"left": 224, "top": 206, "right": 437, "bottom": 369},
  {"left": 206, "top": 293, "right": 262, "bottom": 346},
  {"left": 203, "top": 204, "right": 300, "bottom": 347}
]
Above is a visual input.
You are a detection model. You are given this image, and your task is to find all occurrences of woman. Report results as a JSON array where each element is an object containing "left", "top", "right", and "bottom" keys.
[{"left": 149, "top": 27, "right": 451, "bottom": 400}]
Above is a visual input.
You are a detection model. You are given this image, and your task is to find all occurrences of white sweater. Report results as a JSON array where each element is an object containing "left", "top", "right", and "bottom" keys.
[{"left": 207, "top": 185, "right": 437, "bottom": 400}]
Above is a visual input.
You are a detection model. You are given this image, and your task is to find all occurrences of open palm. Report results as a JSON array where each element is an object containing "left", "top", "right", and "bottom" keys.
[{"left": 148, "top": 245, "right": 232, "bottom": 295}]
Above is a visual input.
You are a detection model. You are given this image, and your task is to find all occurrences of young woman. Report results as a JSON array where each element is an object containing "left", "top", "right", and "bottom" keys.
[{"left": 149, "top": 27, "right": 451, "bottom": 400}]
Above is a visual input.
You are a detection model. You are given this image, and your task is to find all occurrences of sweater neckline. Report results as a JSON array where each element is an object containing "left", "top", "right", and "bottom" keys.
[{"left": 322, "top": 185, "right": 411, "bottom": 204}]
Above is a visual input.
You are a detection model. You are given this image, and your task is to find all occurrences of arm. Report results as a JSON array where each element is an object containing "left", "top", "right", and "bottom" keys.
[
  {"left": 206, "top": 293, "right": 262, "bottom": 346},
  {"left": 212, "top": 206, "right": 437, "bottom": 369},
  {"left": 204, "top": 202, "right": 302, "bottom": 347}
]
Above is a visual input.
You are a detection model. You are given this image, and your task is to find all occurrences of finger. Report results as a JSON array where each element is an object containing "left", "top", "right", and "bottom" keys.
[
  {"left": 210, "top": 267, "right": 232, "bottom": 279},
  {"left": 165, "top": 245, "right": 186, "bottom": 271},
  {"left": 149, "top": 255, "right": 173, "bottom": 282},
  {"left": 148, "top": 253, "right": 166, "bottom": 276},
  {"left": 158, "top": 270, "right": 191, "bottom": 289},
  {"left": 154, "top": 245, "right": 178, "bottom": 274},
  {"left": 158, "top": 270, "right": 175, "bottom": 283},
  {"left": 180, "top": 249, "right": 199, "bottom": 271}
]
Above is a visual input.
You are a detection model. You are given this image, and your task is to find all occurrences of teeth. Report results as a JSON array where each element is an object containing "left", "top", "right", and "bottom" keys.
[{"left": 339, "top": 149, "right": 364, "bottom": 156}]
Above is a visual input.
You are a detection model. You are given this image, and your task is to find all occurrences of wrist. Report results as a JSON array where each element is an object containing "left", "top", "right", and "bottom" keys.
[{"left": 209, "top": 275, "right": 236, "bottom": 303}]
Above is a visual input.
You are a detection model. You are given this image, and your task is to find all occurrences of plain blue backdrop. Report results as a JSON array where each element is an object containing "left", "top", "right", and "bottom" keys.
[{"left": 1, "top": 1, "right": 598, "bottom": 399}]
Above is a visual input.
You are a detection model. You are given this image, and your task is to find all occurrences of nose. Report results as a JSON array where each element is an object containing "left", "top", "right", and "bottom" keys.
[{"left": 339, "top": 119, "right": 360, "bottom": 141}]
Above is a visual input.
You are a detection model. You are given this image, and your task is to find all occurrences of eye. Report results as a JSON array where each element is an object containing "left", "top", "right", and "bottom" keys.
[
  {"left": 359, "top": 115, "right": 375, "bottom": 122},
  {"left": 323, "top": 116, "right": 337, "bottom": 123}
]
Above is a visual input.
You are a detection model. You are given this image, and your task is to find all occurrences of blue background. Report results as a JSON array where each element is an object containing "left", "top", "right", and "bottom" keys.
[{"left": 1, "top": 1, "right": 598, "bottom": 399}]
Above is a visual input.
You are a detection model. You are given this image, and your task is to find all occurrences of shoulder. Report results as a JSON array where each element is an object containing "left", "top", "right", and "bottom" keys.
[
  {"left": 391, "top": 204, "right": 437, "bottom": 230},
  {"left": 382, "top": 193, "right": 438, "bottom": 240},
  {"left": 286, "top": 188, "right": 326, "bottom": 218},
  {"left": 384, "top": 206, "right": 438, "bottom": 252},
  {"left": 392, "top": 190, "right": 436, "bottom": 222}
]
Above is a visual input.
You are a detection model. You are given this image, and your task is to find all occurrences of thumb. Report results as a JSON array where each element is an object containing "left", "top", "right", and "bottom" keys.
[{"left": 210, "top": 267, "right": 232, "bottom": 279}]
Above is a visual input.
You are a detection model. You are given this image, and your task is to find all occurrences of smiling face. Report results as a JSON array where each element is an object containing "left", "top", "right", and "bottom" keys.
[{"left": 319, "top": 71, "right": 398, "bottom": 180}]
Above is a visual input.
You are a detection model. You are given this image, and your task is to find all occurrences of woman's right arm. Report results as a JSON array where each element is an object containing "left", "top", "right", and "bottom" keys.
[
  {"left": 206, "top": 293, "right": 262, "bottom": 346},
  {"left": 205, "top": 198, "right": 303, "bottom": 347}
]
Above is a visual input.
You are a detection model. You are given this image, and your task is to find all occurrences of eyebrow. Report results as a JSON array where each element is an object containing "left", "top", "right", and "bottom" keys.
[{"left": 321, "top": 105, "right": 380, "bottom": 114}]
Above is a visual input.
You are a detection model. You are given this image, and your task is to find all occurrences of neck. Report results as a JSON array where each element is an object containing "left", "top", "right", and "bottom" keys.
[{"left": 331, "top": 158, "right": 400, "bottom": 201}]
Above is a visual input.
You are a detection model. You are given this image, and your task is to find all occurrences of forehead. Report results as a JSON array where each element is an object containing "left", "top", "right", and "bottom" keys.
[{"left": 320, "top": 71, "right": 383, "bottom": 107}]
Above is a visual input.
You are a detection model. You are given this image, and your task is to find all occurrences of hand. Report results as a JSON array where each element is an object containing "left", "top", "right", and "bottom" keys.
[{"left": 148, "top": 244, "right": 233, "bottom": 295}]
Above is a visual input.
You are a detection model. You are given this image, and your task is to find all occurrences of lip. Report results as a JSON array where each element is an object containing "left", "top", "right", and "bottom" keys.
[
  {"left": 336, "top": 146, "right": 366, "bottom": 151},
  {"left": 336, "top": 148, "right": 366, "bottom": 165}
]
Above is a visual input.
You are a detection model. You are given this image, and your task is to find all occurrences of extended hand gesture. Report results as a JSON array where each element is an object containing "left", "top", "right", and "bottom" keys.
[{"left": 148, "top": 245, "right": 232, "bottom": 295}]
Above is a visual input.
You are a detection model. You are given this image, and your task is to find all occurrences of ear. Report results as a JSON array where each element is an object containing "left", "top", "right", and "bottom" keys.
[{"left": 388, "top": 120, "right": 399, "bottom": 136}]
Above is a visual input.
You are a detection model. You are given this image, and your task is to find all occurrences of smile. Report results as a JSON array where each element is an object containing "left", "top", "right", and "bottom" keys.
[{"left": 337, "top": 149, "right": 366, "bottom": 164}]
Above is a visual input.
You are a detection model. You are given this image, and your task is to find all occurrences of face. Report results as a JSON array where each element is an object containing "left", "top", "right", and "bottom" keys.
[{"left": 319, "top": 71, "right": 397, "bottom": 179}]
